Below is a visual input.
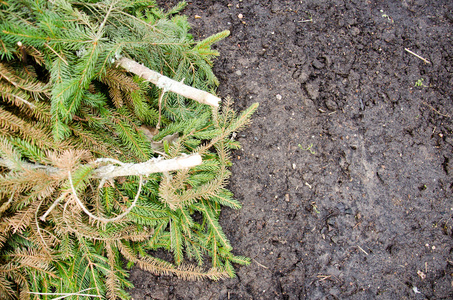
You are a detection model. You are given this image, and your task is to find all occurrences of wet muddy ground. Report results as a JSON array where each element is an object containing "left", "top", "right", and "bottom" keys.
[{"left": 130, "top": 1, "right": 453, "bottom": 299}]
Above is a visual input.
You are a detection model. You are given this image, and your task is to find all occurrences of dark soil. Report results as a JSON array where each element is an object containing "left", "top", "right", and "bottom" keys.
[{"left": 129, "top": 1, "right": 453, "bottom": 299}]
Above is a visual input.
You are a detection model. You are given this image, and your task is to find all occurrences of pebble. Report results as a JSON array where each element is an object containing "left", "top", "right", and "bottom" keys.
[
  {"left": 305, "top": 83, "right": 319, "bottom": 100},
  {"left": 238, "top": 13, "right": 243, "bottom": 19},
  {"left": 350, "top": 27, "right": 361, "bottom": 36},
  {"left": 276, "top": 94, "right": 282, "bottom": 100},
  {"left": 312, "top": 59, "right": 325, "bottom": 69},
  {"left": 298, "top": 71, "right": 309, "bottom": 83},
  {"left": 325, "top": 99, "right": 338, "bottom": 110}
]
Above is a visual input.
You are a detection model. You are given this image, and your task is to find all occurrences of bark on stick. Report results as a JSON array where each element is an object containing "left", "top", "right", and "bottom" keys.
[
  {"left": 2, "top": 154, "right": 202, "bottom": 179},
  {"left": 116, "top": 57, "right": 220, "bottom": 107},
  {"left": 93, "top": 153, "right": 202, "bottom": 179}
]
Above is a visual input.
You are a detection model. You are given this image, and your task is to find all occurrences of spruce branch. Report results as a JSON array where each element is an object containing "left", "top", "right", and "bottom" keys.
[
  {"left": 0, "top": 192, "right": 14, "bottom": 217},
  {"left": 0, "top": 1, "right": 257, "bottom": 297},
  {"left": 115, "top": 57, "right": 220, "bottom": 107}
]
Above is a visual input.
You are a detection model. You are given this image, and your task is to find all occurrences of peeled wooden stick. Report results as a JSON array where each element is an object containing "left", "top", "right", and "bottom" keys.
[
  {"left": 8, "top": 153, "right": 203, "bottom": 180},
  {"left": 92, "top": 153, "right": 202, "bottom": 179},
  {"left": 115, "top": 57, "right": 220, "bottom": 107},
  {"left": 68, "top": 154, "right": 202, "bottom": 222},
  {"left": 39, "top": 154, "right": 202, "bottom": 221}
]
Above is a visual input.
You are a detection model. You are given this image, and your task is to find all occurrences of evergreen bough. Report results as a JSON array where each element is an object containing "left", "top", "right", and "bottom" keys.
[{"left": 0, "top": 1, "right": 258, "bottom": 299}]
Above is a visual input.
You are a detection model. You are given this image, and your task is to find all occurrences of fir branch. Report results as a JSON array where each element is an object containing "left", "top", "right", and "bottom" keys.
[
  {"left": 194, "top": 30, "right": 230, "bottom": 52},
  {"left": 101, "top": 69, "right": 141, "bottom": 92},
  {"left": 0, "top": 82, "right": 37, "bottom": 110},
  {"left": 117, "top": 241, "right": 229, "bottom": 281},
  {"left": 105, "top": 241, "right": 119, "bottom": 300},
  {"left": 0, "top": 1, "right": 258, "bottom": 297},
  {"left": 0, "top": 193, "right": 14, "bottom": 217},
  {"left": 109, "top": 86, "right": 124, "bottom": 108},
  {"left": 0, "top": 107, "right": 55, "bottom": 149},
  {"left": 169, "top": 217, "right": 183, "bottom": 264},
  {"left": 112, "top": 114, "right": 150, "bottom": 160},
  {"left": 196, "top": 199, "right": 232, "bottom": 251},
  {"left": 0, "top": 62, "right": 49, "bottom": 96},
  {"left": 62, "top": 213, "right": 153, "bottom": 242}
]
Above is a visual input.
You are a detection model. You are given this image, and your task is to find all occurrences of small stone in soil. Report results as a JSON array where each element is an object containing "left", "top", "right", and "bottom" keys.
[
  {"left": 350, "top": 27, "right": 361, "bottom": 36},
  {"left": 326, "top": 99, "right": 338, "bottom": 110},
  {"left": 312, "top": 59, "right": 325, "bottom": 69},
  {"left": 305, "top": 83, "right": 319, "bottom": 100},
  {"left": 298, "top": 71, "right": 309, "bottom": 83}
]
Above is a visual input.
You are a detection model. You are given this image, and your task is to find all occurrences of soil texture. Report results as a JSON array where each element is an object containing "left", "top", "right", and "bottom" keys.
[{"left": 130, "top": 1, "right": 453, "bottom": 299}]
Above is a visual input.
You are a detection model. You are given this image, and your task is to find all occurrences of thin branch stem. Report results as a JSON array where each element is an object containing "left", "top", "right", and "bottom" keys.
[
  {"left": 156, "top": 89, "right": 166, "bottom": 130},
  {"left": 0, "top": 192, "right": 15, "bottom": 216},
  {"left": 404, "top": 48, "right": 431, "bottom": 64},
  {"left": 422, "top": 102, "right": 451, "bottom": 118},
  {"left": 11, "top": 93, "right": 36, "bottom": 109},
  {"left": 96, "top": 0, "right": 116, "bottom": 39},
  {"left": 39, "top": 192, "right": 70, "bottom": 221},
  {"left": 68, "top": 171, "right": 143, "bottom": 223},
  {"left": 44, "top": 43, "right": 68, "bottom": 65},
  {"left": 35, "top": 199, "right": 50, "bottom": 251}
]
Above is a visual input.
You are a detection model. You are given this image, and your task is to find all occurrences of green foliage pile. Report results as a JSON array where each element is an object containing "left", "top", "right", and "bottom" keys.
[{"left": 0, "top": 0, "right": 257, "bottom": 299}]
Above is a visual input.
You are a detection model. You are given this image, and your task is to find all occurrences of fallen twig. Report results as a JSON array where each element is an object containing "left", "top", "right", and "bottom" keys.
[
  {"left": 253, "top": 258, "right": 268, "bottom": 269},
  {"left": 404, "top": 48, "right": 431, "bottom": 64},
  {"left": 317, "top": 275, "right": 331, "bottom": 282},
  {"left": 421, "top": 102, "right": 451, "bottom": 118},
  {"left": 356, "top": 245, "right": 369, "bottom": 255},
  {"left": 39, "top": 192, "right": 69, "bottom": 221}
]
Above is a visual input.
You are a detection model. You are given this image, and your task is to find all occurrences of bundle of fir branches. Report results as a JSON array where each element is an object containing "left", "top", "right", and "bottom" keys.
[{"left": 0, "top": 1, "right": 258, "bottom": 299}]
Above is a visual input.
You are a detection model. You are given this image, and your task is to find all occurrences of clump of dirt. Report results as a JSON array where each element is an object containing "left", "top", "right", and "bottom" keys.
[{"left": 130, "top": 1, "right": 453, "bottom": 299}]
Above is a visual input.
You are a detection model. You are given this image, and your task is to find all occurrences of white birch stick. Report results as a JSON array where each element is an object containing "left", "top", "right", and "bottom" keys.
[{"left": 115, "top": 57, "right": 220, "bottom": 107}]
